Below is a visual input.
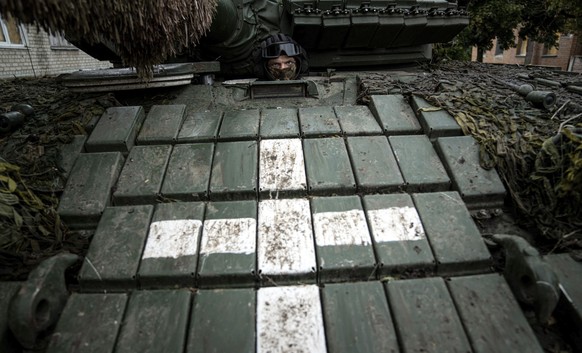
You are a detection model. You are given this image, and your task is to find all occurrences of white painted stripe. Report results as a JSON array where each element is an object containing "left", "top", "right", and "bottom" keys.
[
  {"left": 200, "top": 218, "right": 256, "bottom": 255},
  {"left": 259, "top": 139, "right": 307, "bottom": 193},
  {"left": 313, "top": 209, "right": 372, "bottom": 246},
  {"left": 368, "top": 206, "right": 426, "bottom": 242},
  {"left": 257, "top": 285, "right": 326, "bottom": 353},
  {"left": 258, "top": 199, "right": 316, "bottom": 275},
  {"left": 142, "top": 220, "right": 202, "bottom": 259}
]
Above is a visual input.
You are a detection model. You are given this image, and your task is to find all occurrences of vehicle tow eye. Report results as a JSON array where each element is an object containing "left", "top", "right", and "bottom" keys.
[
  {"left": 492, "top": 234, "right": 560, "bottom": 324},
  {"left": 8, "top": 252, "right": 78, "bottom": 349}
]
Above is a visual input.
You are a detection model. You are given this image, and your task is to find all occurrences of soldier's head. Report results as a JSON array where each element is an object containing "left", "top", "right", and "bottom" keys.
[{"left": 257, "top": 34, "right": 308, "bottom": 80}]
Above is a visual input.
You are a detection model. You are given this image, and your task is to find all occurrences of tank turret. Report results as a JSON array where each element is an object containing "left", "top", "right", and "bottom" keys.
[
  {"left": 1, "top": 0, "right": 468, "bottom": 78},
  {"left": 194, "top": 0, "right": 469, "bottom": 76}
]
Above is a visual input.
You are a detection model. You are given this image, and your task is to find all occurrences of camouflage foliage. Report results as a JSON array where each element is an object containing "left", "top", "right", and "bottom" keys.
[{"left": 0, "top": 0, "right": 217, "bottom": 78}]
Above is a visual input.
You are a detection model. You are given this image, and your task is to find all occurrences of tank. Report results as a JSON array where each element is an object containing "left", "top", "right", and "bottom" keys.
[{"left": 70, "top": 0, "right": 469, "bottom": 77}]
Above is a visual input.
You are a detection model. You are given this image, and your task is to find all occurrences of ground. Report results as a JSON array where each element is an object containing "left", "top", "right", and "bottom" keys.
[{"left": 0, "top": 61, "right": 580, "bottom": 352}]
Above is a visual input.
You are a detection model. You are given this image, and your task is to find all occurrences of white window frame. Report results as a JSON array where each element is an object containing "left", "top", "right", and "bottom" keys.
[{"left": 0, "top": 13, "right": 26, "bottom": 48}]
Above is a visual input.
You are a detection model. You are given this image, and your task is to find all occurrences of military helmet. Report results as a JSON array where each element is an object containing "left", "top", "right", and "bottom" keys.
[{"left": 254, "top": 34, "right": 308, "bottom": 80}]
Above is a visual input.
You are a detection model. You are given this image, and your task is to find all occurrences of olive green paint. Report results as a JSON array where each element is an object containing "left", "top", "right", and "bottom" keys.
[
  {"left": 347, "top": 136, "right": 404, "bottom": 192},
  {"left": 303, "top": 137, "right": 356, "bottom": 195},
  {"left": 161, "top": 143, "right": 214, "bottom": 201},
  {"left": 46, "top": 293, "right": 127, "bottom": 353},
  {"left": 137, "top": 105, "right": 186, "bottom": 144},
  {"left": 322, "top": 282, "right": 398, "bottom": 353},
  {"left": 435, "top": 136, "right": 506, "bottom": 209},
  {"left": 58, "top": 152, "right": 124, "bottom": 229},
  {"left": 115, "top": 290, "right": 191, "bottom": 353},
  {"left": 386, "top": 277, "right": 472, "bottom": 353},
  {"left": 260, "top": 108, "right": 300, "bottom": 138},
  {"left": 412, "top": 192, "right": 491, "bottom": 275},
  {"left": 447, "top": 274, "right": 545, "bottom": 353},
  {"left": 113, "top": 145, "right": 172, "bottom": 205},
  {"left": 86, "top": 106, "right": 145, "bottom": 153},
  {"left": 218, "top": 109, "right": 260, "bottom": 141},
  {"left": 369, "top": 95, "right": 422, "bottom": 135},
  {"left": 177, "top": 110, "right": 222, "bottom": 143},
  {"left": 187, "top": 288, "right": 256, "bottom": 353},
  {"left": 79, "top": 205, "right": 153, "bottom": 291},
  {"left": 299, "top": 106, "right": 341, "bottom": 137},
  {"left": 210, "top": 141, "right": 258, "bottom": 199},
  {"left": 389, "top": 135, "right": 450, "bottom": 192}
]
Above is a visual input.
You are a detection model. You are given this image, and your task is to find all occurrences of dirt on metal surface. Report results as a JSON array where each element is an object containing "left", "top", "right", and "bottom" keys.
[
  {"left": 0, "top": 62, "right": 580, "bottom": 353},
  {"left": 359, "top": 61, "right": 582, "bottom": 256}
]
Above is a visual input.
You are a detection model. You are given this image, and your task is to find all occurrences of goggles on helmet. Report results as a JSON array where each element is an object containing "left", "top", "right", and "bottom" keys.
[{"left": 262, "top": 42, "right": 301, "bottom": 59}]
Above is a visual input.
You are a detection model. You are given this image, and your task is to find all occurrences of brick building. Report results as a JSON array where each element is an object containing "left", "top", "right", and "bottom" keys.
[
  {"left": 472, "top": 32, "right": 582, "bottom": 72},
  {"left": 1, "top": 14, "right": 111, "bottom": 79}
]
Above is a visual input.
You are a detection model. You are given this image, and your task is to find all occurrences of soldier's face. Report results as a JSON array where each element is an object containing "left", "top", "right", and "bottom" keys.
[{"left": 267, "top": 55, "right": 297, "bottom": 80}]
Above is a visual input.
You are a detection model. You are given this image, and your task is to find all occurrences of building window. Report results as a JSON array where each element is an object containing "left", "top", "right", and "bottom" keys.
[
  {"left": 543, "top": 45, "right": 559, "bottom": 56},
  {"left": 495, "top": 42, "right": 504, "bottom": 56},
  {"left": 0, "top": 14, "right": 25, "bottom": 47},
  {"left": 49, "top": 32, "right": 77, "bottom": 50},
  {"left": 516, "top": 38, "right": 528, "bottom": 56}
]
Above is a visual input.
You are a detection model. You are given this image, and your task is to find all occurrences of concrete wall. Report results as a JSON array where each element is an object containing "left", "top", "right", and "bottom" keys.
[
  {"left": 471, "top": 33, "right": 582, "bottom": 72},
  {"left": 0, "top": 25, "right": 111, "bottom": 79}
]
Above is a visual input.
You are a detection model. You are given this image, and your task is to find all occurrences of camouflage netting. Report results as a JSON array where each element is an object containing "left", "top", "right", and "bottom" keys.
[
  {"left": 0, "top": 78, "right": 121, "bottom": 279},
  {"left": 0, "top": 0, "right": 217, "bottom": 78},
  {"left": 359, "top": 62, "right": 582, "bottom": 249}
]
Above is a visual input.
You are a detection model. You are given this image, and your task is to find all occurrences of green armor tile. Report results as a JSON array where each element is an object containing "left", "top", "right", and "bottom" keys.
[
  {"left": 187, "top": 288, "right": 256, "bottom": 353},
  {"left": 389, "top": 135, "right": 451, "bottom": 192},
  {"left": 58, "top": 135, "right": 86, "bottom": 178},
  {"left": 322, "top": 282, "right": 398, "bottom": 353},
  {"left": 435, "top": 135, "right": 506, "bottom": 209},
  {"left": 413, "top": 192, "right": 491, "bottom": 275},
  {"left": 46, "top": 293, "right": 127, "bottom": 353},
  {"left": 115, "top": 290, "right": 191, "bottom": 353},
  {"left": 138, "top": 202, "right": 205, "bottom": 288},
  {"left": 218, "top": 109, "right": 260, "bottom": 141},
  {"left": 209, "top": 141, "right": 258, "bottom": 200},
  {"left": 362, "top": 194, "right": 435, "bottom": 274},
  {"left": 386, "top": 277, "right": 472, "bottom": 353},
  {"left": 177, "top": 110, "right": 222, "bottom": 143},
  {"left": 319, "top": 14, "right": 350, "bottom": 49},
  {"left": 197, "top": 201, "right": 257, "bottom": 287},
  {"left": 161, "top": 143, "right": 214, "bottom": 201},
  {"left": 299, "top": 106, "right": 342, "bottom": 137},
  {"left": 113, "top": 145, "right": 172, "bottom": 205},
  {"left": 58, "top": 152, "right": 124, "bottom": 229},
  {"left": 344, "top": 13, "right": 379, "bottom": 48},
  {"left": 136, "top": 104, "right": 186, "bottom": 145},
  {"left": 410, "top": 96, "right": 462, "bottom": 139},
  {"left": 311, "top": 196, "right": 376, "bottom": 282},
  {"left": 259, "top": 108, "right": 300, "bottom": 138},
  {"left": 392, "top": 14, "right": 427, "bottom": 47},
  {"left": 303, "top": 137, "right": 356, "bottom": 195},
  {"left": 346, "top": 136, "right": 404, "bottom": 193},
  {"left": 78, "top": 205, "right": 153, "bottom": 291},
  {"left": 334, "top": 105, "right": 382, "bottom": 136},
  {"left": 368, "top": 95, "right": 422, "bottom": 135},
  {"left": 86, "top": 106, "right": 145, "bottom": 153},
  {"left": 447, "top": 274, "right": 545, "bottom": 353}
]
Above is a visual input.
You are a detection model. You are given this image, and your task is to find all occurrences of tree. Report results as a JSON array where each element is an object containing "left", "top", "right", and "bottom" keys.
[
  {"left": 460, "top": 0, "right": 522, "bottom": 62},
  {"left": 458, "top": 0, "right": 582, "bottom": 62}
]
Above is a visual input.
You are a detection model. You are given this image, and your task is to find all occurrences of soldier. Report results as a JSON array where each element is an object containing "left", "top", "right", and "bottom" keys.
[{"left": 255, "top": 34, "right": 309, "bottom": 81}]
